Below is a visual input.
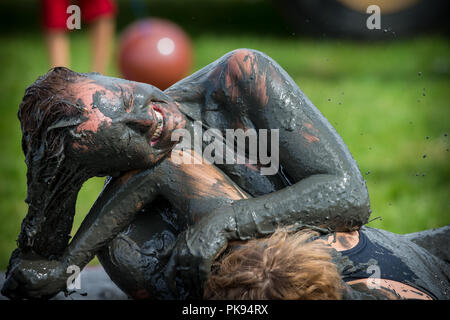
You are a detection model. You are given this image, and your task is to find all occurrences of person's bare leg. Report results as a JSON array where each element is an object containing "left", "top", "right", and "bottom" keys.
[
  {"left": 44, "top": 31, "right": 70, "bottom": 68},
  {"left": 89, "top": 16, "right": 115, "bottom": 74}
]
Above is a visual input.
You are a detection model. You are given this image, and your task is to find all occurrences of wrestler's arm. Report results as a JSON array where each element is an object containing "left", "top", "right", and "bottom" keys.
[
  {"left": 1, "top": 166, "right": 167, "bottom": 299},
  {"left": 2, "top": 144, "right": 251, "bottom": 300},
  {"left": 63, "top": 150, "right": 249, "bottom": 299},
  {"left": 60, "top": 169, "right": 164, "bottom": 270}
]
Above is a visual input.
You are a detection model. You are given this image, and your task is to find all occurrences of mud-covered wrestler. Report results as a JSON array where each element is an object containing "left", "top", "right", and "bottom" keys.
[
  {"left": 3, "top": 143, "right": 448, "bottom": 299},
  {"left": 2, "top": 49, "right": 377, "bottom": 299}
]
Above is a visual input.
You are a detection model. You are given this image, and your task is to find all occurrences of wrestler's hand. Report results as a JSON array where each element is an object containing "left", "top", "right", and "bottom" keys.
[
  {"left": 1, "top": 255, "right": 68, "bottom": 300},
  {"left": 162, "top": 206, "right": 234, "bottom": 298}
]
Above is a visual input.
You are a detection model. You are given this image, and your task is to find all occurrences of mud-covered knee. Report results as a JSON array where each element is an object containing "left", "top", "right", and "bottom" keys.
[{"left": 226, "top": 49, "right": 259, "bottom": 79}]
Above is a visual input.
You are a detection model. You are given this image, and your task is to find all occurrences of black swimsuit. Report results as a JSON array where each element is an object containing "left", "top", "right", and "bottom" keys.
[
  {"left": 331, "top": 227, "right": 450, "bottom": 299},
  {"left": 340, "top": 230, "right": 417, "bottom": 284}
]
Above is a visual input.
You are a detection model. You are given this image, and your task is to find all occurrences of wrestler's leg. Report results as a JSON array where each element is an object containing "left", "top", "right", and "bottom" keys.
[
  {"left": 167, "top": 48, "right": 358, "bottom": 180},
  {"left": 207, "top": 49, "right": 363, "bottom": 181},
  {"left": 403, "top": 225, "right": 450, "bottom": 263},
  {"left": 167, "top": 49, "right": 370, "bottom": 232}
]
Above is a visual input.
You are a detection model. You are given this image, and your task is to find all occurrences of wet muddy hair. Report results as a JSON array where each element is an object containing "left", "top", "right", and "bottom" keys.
[
  {"left": 15, "top": 67, "right": 90, "bottom": 259},
  {"left": 204, "top": 228, "right": 343, "bottom": 300}
]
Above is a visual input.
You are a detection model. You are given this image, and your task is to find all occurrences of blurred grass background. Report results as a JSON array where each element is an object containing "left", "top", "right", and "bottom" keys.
[{"left": 0, "top": 0, "right": 449, "bottom": 270}]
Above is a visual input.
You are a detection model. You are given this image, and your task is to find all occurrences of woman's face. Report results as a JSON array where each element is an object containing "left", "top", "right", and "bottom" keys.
[{"left": 66, "top": 73, "right": 186, "bottom": 174}]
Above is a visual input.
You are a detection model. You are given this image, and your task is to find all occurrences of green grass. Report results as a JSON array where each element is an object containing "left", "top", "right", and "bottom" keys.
[{"left": 0, "top": 27, "right": 449, "bottom": 270}]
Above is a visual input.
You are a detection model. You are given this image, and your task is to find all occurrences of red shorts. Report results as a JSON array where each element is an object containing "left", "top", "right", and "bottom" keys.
[{"left": 42, "top": 0, "right": 117, "bottom": 31}]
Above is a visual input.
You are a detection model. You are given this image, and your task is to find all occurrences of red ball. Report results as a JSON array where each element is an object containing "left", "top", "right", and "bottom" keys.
[{"left": 118, "top": 18, "right": 193, "bottom": 90}]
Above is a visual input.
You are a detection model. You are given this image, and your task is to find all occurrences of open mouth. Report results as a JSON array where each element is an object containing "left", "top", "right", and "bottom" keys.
[{"left": 150, "top": 108, "right": 164, "bottom": 146}]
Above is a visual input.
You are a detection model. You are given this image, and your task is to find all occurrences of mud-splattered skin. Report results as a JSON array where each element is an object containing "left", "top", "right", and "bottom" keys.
[
  {"left": 3, "top": 49, "right": 371, "bottom": 299},
  {"left": 66, "top": 73, "right": 186, "bottom": 171}
]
